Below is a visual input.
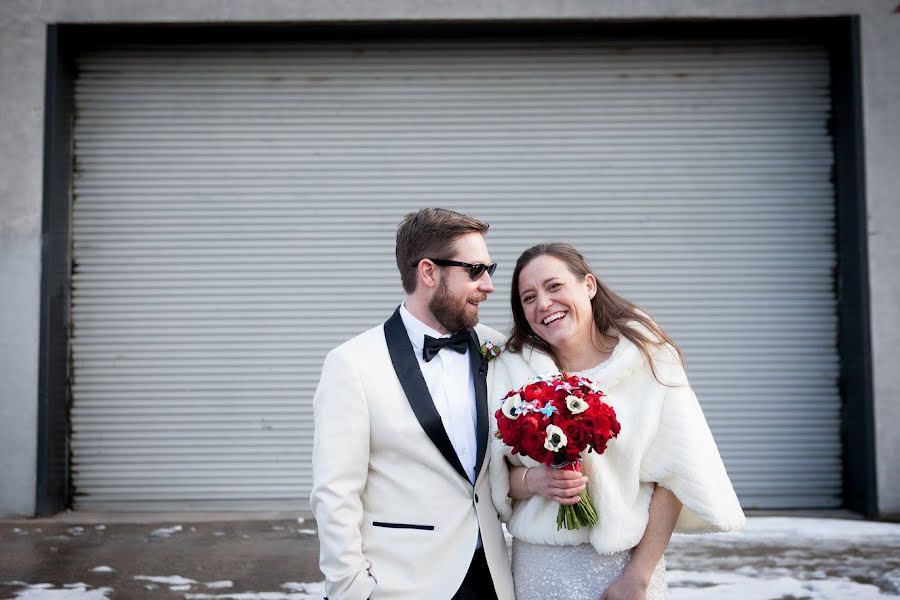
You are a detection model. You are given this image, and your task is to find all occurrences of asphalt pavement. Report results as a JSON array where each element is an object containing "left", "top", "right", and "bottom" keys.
[{"left": 1, "top": 511, "right": 899, "bottom": 599}]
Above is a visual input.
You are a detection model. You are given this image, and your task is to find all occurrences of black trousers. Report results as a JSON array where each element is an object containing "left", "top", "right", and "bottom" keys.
[{"left": 452, "top": 548, "right": 498, "bottom": 600}]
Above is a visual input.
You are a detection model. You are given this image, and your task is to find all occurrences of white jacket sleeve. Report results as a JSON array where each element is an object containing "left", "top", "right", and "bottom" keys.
[
  {"left": 309, "top": 348, "right": 378, "bottom": 600},
  {"left": 488, "top": 355, "right": 524, "bottom": 522},
  {"left": 639, "top": 354, "right": 746, "bottom": 534}
]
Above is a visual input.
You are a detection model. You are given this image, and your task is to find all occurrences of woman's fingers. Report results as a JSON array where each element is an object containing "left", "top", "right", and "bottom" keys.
[
  {"left": 547, "top": 479, "right": 587, "bottom": 504},
  {"left": 550, "top": 470, "right": 586, "bottom": 481},
  {"left": 553, "top": 494, "right": 584, "bottom": 505},
  {"left": 549, "top": 484, "right": 586, "bottom": 498},
  {"left": 550, "top": 478, "right": 586, "bottom": 491},
  {"left": 549, "top": 473, "right": 589, "bottom": 489},
  {"left": 530, "top": 467, "right": 590, "bottom": 502}
]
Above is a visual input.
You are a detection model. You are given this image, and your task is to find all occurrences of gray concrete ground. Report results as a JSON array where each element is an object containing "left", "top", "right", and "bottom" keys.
[
  {"left": 0, "top": 515, "right": 323, "bottom": 598},
  {"left": 1, "top": 513, "right": 899, "bottom": 599}
]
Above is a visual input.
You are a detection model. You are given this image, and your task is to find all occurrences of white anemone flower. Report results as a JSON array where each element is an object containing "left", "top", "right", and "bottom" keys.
[
  {"left": 565, "top": 394, "right": 589, "bottom": 415},
  {"left": 544, "top": 424, "right": 568, "bottom": 452},
  {"left": 501, "top": 394, "right": 523, "bottom": 420}
]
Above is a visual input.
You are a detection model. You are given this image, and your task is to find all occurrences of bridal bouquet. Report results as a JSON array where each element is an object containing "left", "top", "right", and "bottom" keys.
[{"left": 494, "top": 372, "right": 620, "bottom": 530}]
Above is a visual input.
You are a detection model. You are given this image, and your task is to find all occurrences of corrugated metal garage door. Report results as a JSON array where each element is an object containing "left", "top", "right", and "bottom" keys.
[{"left": 71, "top": 37, "right": 838, "bottom": 510}]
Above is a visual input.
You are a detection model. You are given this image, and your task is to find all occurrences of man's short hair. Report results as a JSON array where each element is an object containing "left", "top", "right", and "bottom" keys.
[{"left": 395, "top": 208, "right": 490, "bottom": 293}]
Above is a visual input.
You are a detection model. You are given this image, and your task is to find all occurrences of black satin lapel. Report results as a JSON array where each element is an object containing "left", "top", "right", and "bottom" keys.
[
  {"left": 384, "top": 308, "right": 470, "bottom": 483},
  {"left": 469, "top": 330, "right": 489, "bottom": 479}
]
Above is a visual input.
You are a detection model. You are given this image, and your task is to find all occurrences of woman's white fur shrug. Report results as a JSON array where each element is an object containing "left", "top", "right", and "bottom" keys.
[{"left": 489, "top": 326, "right": 746, "bottom": 554}]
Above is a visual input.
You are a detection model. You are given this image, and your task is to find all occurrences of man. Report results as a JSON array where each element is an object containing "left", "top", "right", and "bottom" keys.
[{"left": 310, "top": 208, "right": 514, "bottom": 600}]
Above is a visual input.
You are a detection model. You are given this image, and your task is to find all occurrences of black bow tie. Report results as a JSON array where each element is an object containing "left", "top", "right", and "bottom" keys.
[{"left": 422, "top": 332, "right": 470, "bottom": 362}]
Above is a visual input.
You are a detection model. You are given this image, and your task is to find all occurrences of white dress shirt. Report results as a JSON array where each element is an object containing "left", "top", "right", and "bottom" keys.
[{"left": 399, "top": 303, "right": 479, "bottom": 485}]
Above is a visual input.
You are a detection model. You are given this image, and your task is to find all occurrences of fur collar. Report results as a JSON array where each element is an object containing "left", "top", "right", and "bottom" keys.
[{"left": 504, "top": 325, "right": 652, "bottom": 393}]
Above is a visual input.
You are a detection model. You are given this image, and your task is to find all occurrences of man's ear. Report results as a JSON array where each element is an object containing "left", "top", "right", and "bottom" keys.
[{"left": 418, "top": 259, "right": 439, "bottom": 290}]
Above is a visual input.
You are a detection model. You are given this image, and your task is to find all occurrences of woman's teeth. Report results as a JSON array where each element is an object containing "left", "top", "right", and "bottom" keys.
[{"left": 542, "top": 312, "right": 566, "bottom": 325}]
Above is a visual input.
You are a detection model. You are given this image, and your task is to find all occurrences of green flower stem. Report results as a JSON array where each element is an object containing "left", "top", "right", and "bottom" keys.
[{"left": 556, "top": 490, "right": 598, "bottom": 531}]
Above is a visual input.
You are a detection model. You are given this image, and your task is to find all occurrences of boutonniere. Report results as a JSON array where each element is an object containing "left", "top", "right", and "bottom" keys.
[{"left": 479, "top": 340, "right": 504, "bottom": 363}]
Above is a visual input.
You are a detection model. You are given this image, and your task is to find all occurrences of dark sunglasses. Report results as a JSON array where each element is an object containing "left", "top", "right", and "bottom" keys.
[{"left": 420, "top": 258, "right": 498, "bottom": 281}]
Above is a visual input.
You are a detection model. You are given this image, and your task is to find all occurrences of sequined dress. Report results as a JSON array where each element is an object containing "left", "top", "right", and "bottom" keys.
[
  {"left": 510, "top": 350, "right": 668, "bottom": 600},
  {"left": 511, "top": 539, "right": 667, "bottom": 599}
]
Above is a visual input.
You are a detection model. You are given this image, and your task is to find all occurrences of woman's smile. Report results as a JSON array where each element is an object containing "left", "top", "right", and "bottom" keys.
[{"left": 541, "top": 311, "right": 568, "bottom": 326}]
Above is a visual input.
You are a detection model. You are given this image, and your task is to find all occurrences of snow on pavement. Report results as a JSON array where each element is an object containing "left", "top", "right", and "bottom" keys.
[
  {"left": 677, "top": 516, "right": 900, "bottom": 544},
  {"left": 1, "top": 581, "right": 324, "bottom": 600},
  {"left": 133, "top": 575, "right": 198, "bottom": 586},
  {"left": 204, "top": 581, "right": 234, "bottom": 589},
  {"left": 183, "top": 582, "right": 325, "bottom": 599},
  {"left": 1, "top": 517, "right": 898, "bottom": 598},
  {"left": 669, "top": 569, "right": 892, "bottom": 600},
  {"left": 666, "top": 517, "right": 900, "bottom": 598},
  {"left": 2, "top": 583, "right": 113, "bottom": 599},
  {"left": 149, "top": 525, "right": 183, "bottom": 538}
]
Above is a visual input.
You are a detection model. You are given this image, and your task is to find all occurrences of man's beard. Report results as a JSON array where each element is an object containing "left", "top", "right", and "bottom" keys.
[{"left": 429, "top": 278, "right": 481, "bottom": 333}]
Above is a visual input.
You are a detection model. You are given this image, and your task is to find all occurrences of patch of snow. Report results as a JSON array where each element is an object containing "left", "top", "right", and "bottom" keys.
[
  {"left": 669, "top": 569, "right": 893, "bottom": 599},
  {"left": 184, "top": 581, "right": 325, "bottom": 599},
  {"left": 134, "top": 575, "right": 197, "bottom": 586},
  {"left": 665, "top": 517, "right": 900, "bottom": 598},
  {"left": 185, "top": 595, "right": 314, "bottom": 599},
  {"left": 170, "top": 584, "right": 192, "bottom": 591},
  {"left": 150, "top": 525, "right": 183, "bottom": 537},
  {"left": 296, "top": 529, "right": 316, "bottom": 535},
  {"left": 295, "top": 517, "right": 305, "bottom": 525},
  {"left": 882, "top": 569, "right": 900, "bottom": 594},
  {"left": 67, "top": 527, "right": 84, "bottom": 536},
  {"left": 281, "top": 583, "right": 324, "bottom": 593},
  {"left": 90, "top": 567, "right": 113, "bottom": 574},
  {"left": 672, "top": 517, "right": 900, "bottom": 546},
  {"left": 93, "top": 526, "right": 105, "bottom": 531},
  {"left": 205, "top": 581, "right": 234, "bottom": 589},
  {"left": 213, "top": 531, "right": 226, "bottom": 537},
  {"left": 5, "top": 583, "right": 113, "bottom": 599}
]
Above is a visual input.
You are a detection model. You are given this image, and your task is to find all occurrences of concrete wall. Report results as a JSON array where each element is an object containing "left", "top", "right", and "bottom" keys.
[
  {"left": 1, "top": 0, "right": 897, "bottom": 517},
  {"left": 859, "top": 13, "right": 900, "bottom": 519},
  {"left": 0, "top": 5, "right": 47, "bottom": 517}
]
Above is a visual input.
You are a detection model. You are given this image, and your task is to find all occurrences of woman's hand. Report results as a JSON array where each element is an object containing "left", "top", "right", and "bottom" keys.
[
  {"left": 599, "top": 573, "right": 648, "bottom": 600},
  {"left": 511, "top": 465, "right": 587, "bottom": 504},
  {"left": 599, "top": 484, "right": 680, "bottom": 600}
]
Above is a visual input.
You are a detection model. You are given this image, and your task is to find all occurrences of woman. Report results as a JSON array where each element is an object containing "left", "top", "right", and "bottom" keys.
[{"left": 489, "top": 243, "right": 745, "bottom": 600}]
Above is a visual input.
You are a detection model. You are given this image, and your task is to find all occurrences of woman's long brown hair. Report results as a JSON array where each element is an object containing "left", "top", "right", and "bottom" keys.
[{"left": 507, "top": 243, "right": 682, "bottom": 385}]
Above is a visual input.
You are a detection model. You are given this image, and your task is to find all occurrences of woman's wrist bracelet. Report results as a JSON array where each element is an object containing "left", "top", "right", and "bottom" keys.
[{"left": 522, "top": 467, "right": 533, "bottom": 495}]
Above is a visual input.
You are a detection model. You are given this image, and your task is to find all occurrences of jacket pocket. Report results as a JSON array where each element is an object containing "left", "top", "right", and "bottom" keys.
[{"left": 371, "top": 521, "right": 434, "bottom": 531}]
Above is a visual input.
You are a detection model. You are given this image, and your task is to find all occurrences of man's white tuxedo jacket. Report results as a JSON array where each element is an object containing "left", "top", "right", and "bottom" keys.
[{"left": 310, "top": 307, "right": 515, "bottom": 600}]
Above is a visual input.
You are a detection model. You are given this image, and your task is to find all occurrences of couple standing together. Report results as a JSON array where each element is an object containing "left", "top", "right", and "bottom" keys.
[{"left": 310, "top": 208, "right": 745, "bottom": 600}]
